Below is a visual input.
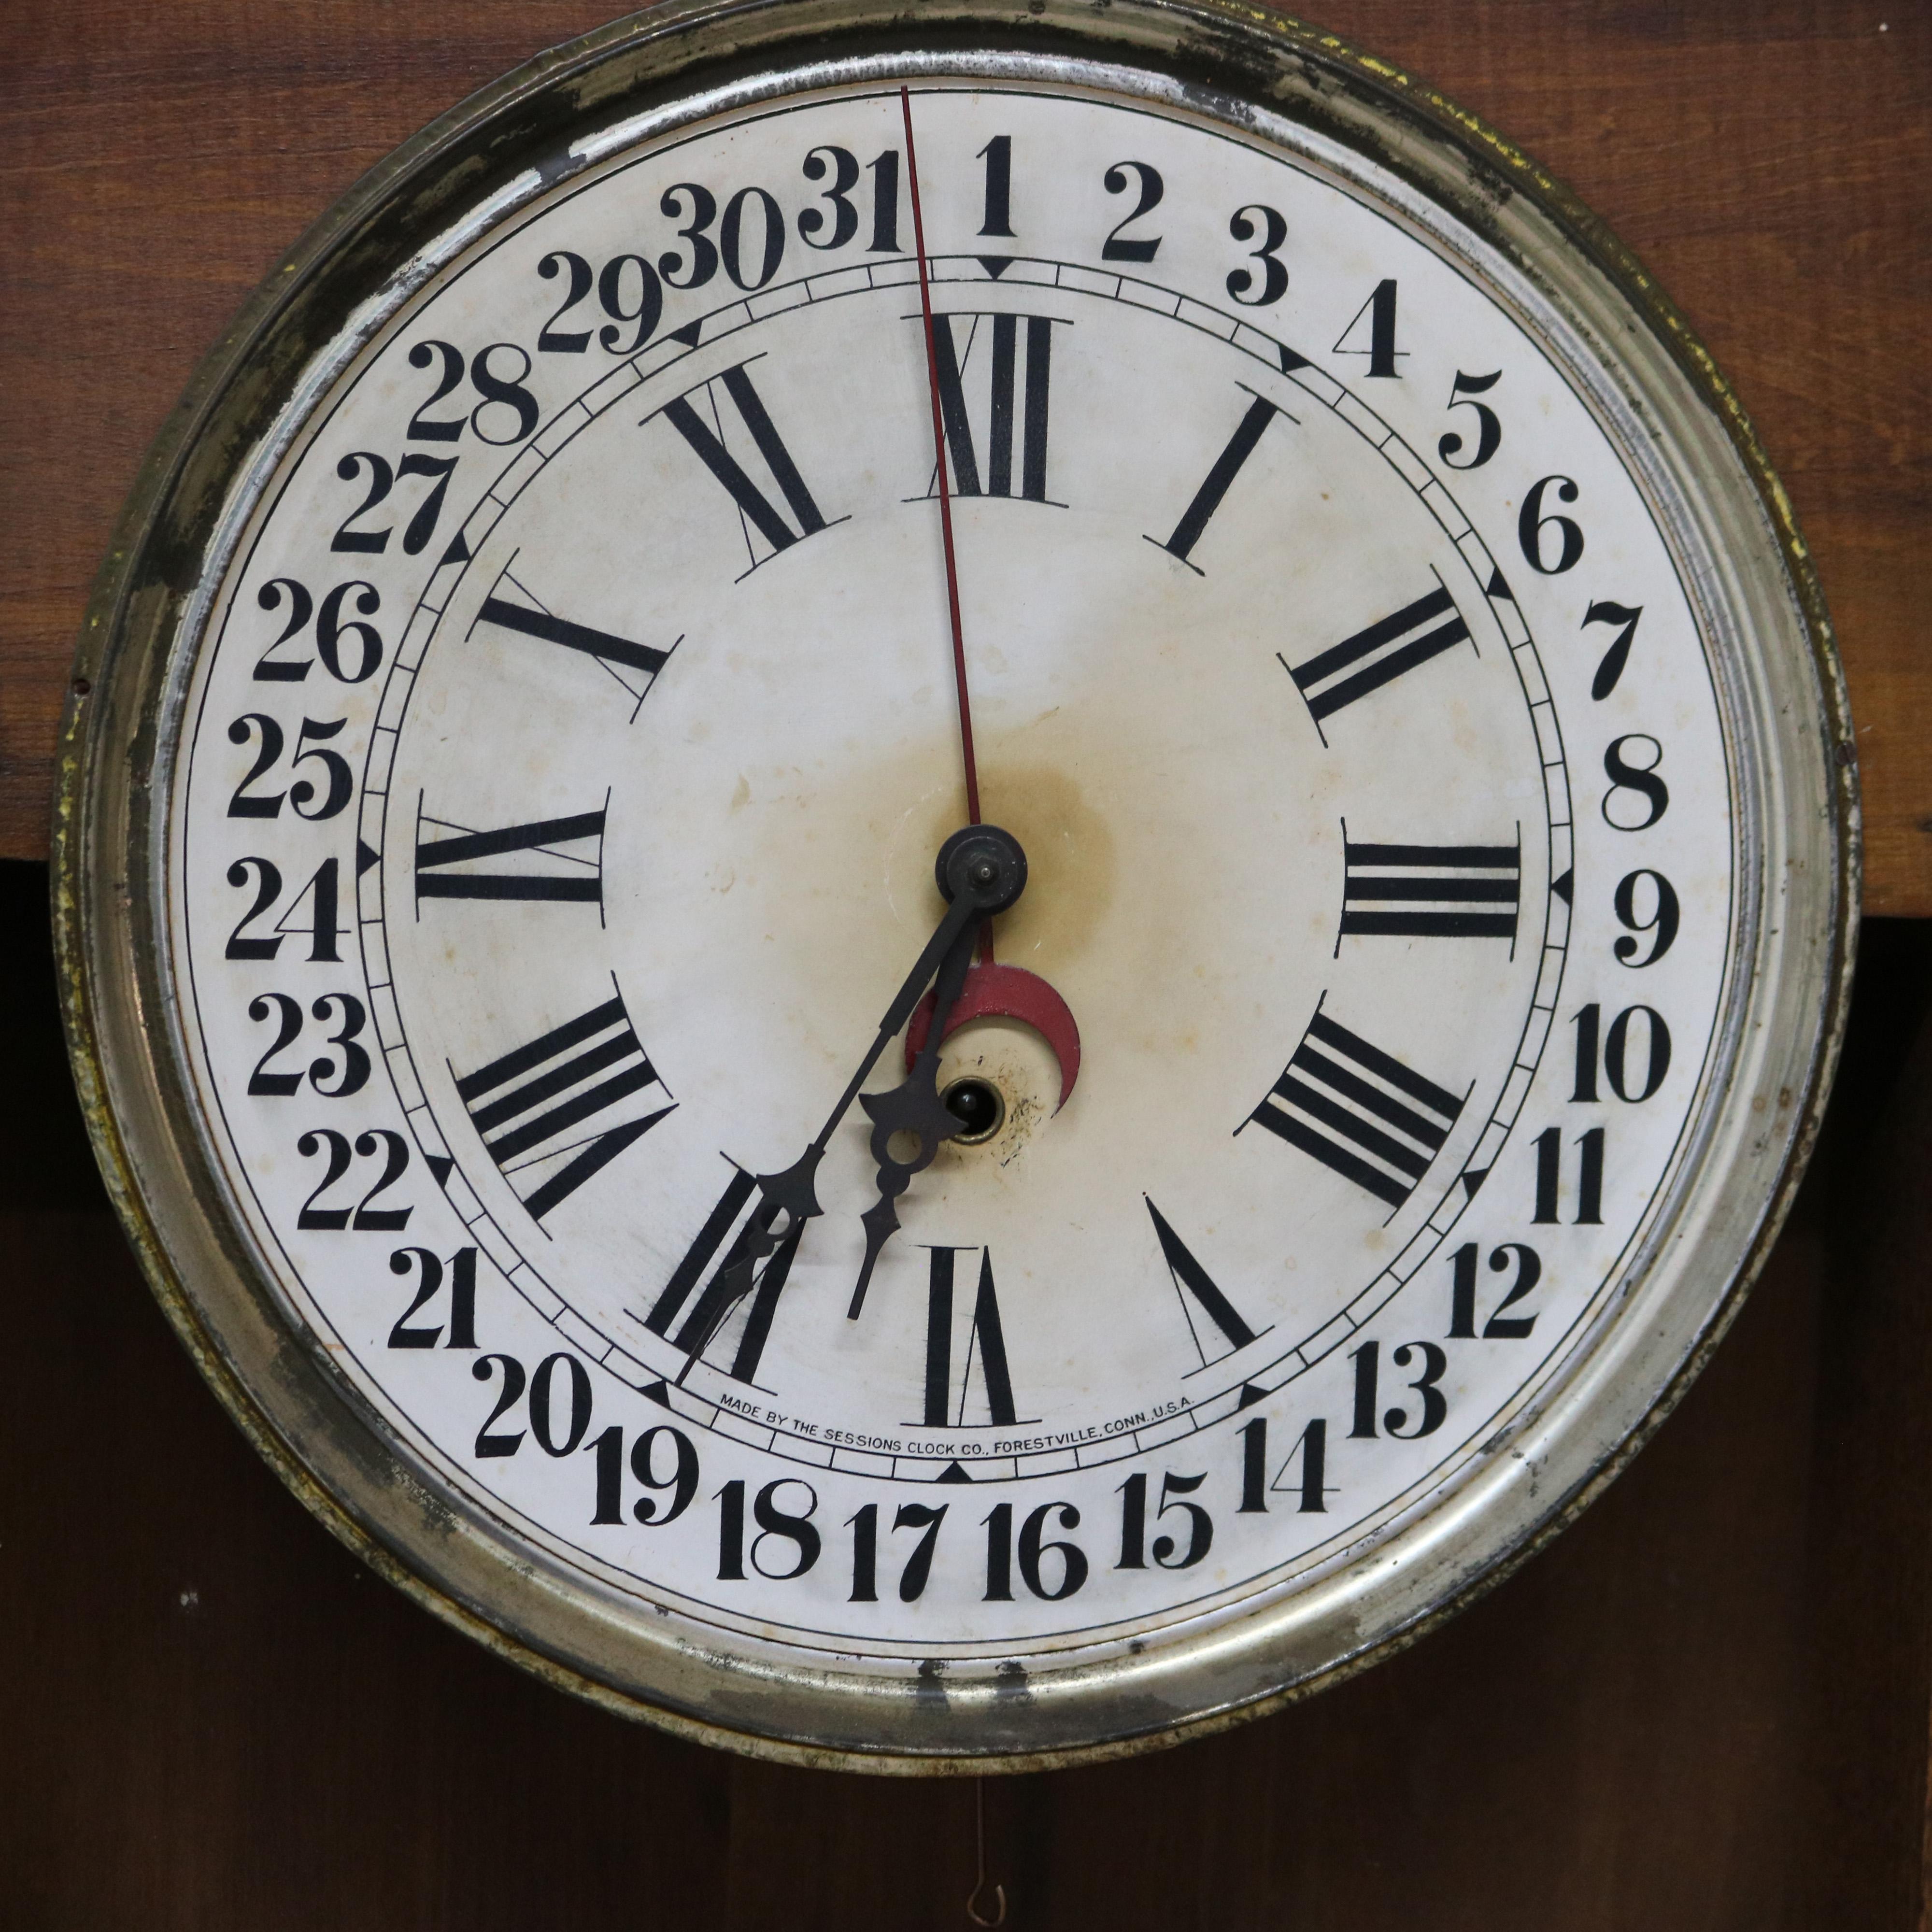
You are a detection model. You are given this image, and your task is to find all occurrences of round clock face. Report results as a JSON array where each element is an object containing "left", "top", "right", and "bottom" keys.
[{"left": 65, "top": 2, "right": 1851, "bottom": 1766}]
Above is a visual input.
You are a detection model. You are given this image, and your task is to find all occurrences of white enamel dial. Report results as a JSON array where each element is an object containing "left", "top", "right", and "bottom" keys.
[
  {"left": 65, "top": 6, "right": 1846, "bottom": 1763},
  {"left": 172, "top": 77, "right": 1727, "bottom": 1653}
]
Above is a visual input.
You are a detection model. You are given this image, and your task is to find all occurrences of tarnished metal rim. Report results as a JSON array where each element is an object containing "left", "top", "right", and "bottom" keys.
[{"left": 52, "top": 0, "right": 1857, "bottom": 1774}]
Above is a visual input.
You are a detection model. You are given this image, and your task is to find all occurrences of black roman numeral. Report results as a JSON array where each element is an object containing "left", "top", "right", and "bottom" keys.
[
  {"left": 923, "top": 1247, "right": 1016, "bottom": 1429},
  {"left": 1148, "top": 391, "right": 1286, "bottom": 571},
  {"left": 642, "top": 1166, "right": 801, "bottom": 1387},
  {"left": 660, "top": 361, "right": 830, "bottom": 568},
  {"left": 1144, "top": 1197, "right": 1259, "bottom": 1361},
  {"left": 1244, "top": 1005, "right": 1465, "bottom": 1211},
  {"left": 475, "top": 564, "right": 675, "bottom": 713},
  {"left": 926, "top": 313, "right": 1057, "bottom": 503},
  {"left": 1339, "top": 831, "right": 1520, "bottom": 943},
  {"left": 1281, "top": 582, "right": 1471, "bottom": 731},
  {"left": 414, "top": 796, "right": 606, "bottom": 908},
  {"left": 455, "top": 989, "right": 673, "bottom": 1222}
]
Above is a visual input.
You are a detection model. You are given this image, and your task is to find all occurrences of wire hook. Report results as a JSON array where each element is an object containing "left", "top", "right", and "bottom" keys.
[{"left": 966, "top": 1776, "right": 1008, "bottom": 1926}]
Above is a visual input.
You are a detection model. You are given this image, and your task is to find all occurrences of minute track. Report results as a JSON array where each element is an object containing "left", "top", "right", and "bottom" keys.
[
  {"left": 198, "top": 76, "right": 1618, "bottom": 1644},
  {"left": 349, "top": 243, "right": 1573, "bottom": 1484}
]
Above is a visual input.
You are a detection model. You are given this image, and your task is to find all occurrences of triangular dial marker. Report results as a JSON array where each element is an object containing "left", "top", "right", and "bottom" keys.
[{"left": 934, "top": 1460, "right": 974, "bottom": 1484}]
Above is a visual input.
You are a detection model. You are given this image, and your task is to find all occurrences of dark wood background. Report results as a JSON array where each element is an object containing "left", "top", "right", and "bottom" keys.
[{"left": 3, "top": 4, "right": 1928, "bottom": 1925}]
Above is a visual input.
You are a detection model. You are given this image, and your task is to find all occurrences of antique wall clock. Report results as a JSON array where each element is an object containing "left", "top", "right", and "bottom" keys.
[{"left": 55, "top": 0, "right": 1855, "bottom": 1770}]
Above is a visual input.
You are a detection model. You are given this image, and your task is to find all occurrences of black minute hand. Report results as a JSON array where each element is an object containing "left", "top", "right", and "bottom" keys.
[
  {"left": 842, "top": 827, "right": 1026, "bottom": 1315},
  {"left": 673, "top": 826, "right": 1027, "bottom": 1373},
  {"left": 763, "top": 826, "right": 1024, "bottom": 1215}
]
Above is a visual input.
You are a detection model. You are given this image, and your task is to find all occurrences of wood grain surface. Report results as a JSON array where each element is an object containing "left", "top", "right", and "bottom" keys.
[
  {"left": 4, "top": 849, "right": 1928, "bottom": 1929},
  {"left": 0, "top": 2, "right": 1927, "bottom": 906}
]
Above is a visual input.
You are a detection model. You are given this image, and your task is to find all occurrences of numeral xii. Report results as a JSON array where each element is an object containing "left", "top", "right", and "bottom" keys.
[{"left": 927, "top": 313, "right": 1055, "bottom": 503}]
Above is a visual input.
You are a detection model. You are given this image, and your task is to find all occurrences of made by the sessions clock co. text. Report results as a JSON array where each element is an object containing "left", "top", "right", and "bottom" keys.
[{"left": 714, "top": 1388, "right": 1189, "bottom": 1460}]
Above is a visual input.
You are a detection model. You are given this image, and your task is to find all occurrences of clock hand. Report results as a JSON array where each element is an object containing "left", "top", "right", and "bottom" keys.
[
  {"left": 677, "top": 99, "right": 1022, "bottom": 1377},
  {"left": 902, "top": 85, "right": 980, "bottom": 827},
  {"left": 847, "top": 907, "right": 980, "bottom": 1319},
  {"left": 672, "top": 825, "right": 1027, "bottom": 1376},
  {"left": 901, "top": 85, "right": 999, "bottom": 967}
]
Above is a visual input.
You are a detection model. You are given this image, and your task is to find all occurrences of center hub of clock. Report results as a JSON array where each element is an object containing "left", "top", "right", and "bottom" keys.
[{"left": 940, "top": 1074, "right": 1006, "bottom": 1143}]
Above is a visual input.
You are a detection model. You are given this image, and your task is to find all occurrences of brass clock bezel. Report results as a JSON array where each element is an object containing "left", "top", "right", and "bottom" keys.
[{"left": 53, "top": 0, "right": 1856, "bottom": 1772}]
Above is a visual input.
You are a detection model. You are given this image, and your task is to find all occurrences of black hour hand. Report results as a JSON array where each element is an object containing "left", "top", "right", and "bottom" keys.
[
  {"left": 847, "top": 910, "right": 980, "bottom": 1319},
  {"left": 858, "top": 983, "right": 973, "bottom": 1181}
]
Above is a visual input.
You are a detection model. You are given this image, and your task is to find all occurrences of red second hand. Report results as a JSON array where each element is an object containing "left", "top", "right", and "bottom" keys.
[{"left": 900, "top": 87, "right": 995, "bottom": 962}]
